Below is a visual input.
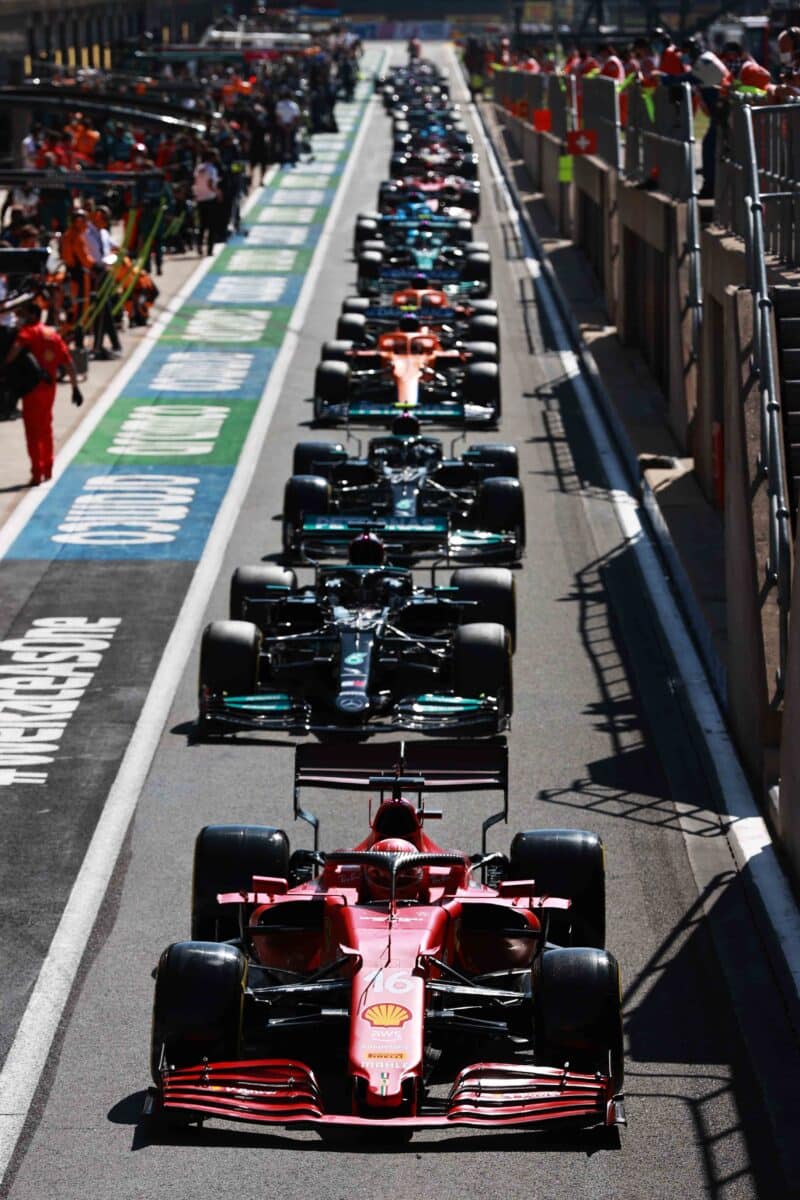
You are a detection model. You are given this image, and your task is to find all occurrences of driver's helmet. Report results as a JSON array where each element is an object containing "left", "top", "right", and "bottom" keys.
[
  {"left": 398, "top": 313, "right": 421, "bottom": 332},
  {"left": 349, "top": 531, "right": 386, "bottom": 566},
  {"left": 364, "top": 837, "right": 423, "bottom": 900},
  {"left": 391, "top": 413, "right": 421, "bottom": 437}
]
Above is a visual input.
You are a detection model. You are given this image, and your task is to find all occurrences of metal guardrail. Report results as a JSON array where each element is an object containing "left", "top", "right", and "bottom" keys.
[
  {"left": 581, "top": 76, "right": 622, "bottom": 173},
  {"left": 716, "top": 97, "right": 800, "bottom": 267},
  {"left": 737, "top": 102, "right": 794, "bottom": 698},
  {"left": 624, "top": 81, "right": 702, "bottom": 364}
]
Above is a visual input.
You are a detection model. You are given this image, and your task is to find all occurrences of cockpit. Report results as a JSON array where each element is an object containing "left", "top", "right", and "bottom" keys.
[{"left": 368, "top": 435, "right": 442, "bottom": 470}]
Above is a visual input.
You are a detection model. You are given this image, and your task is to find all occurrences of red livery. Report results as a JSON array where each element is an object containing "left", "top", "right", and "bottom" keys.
[{"left": 149, "top": 742, "right": 625, "bottom": 1139}]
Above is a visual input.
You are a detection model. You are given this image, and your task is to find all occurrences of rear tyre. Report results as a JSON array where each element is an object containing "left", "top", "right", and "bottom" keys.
[
  {"left": 535, "top": 947, "right": 623, "bottom": 1094},
  {"left": 292, "top": 441, "right": 346, "bottom": 477},
  {"left": 336, "top": 313, "right": 367, "bottom": 343},
  {"left": 468, "top": 443, "right": 518, "bottom": 477},
  {"left": 463, "top": 252, "right": 492, "bottom": 290},
  {"left": 282, "top": 475, "right": 332, "bottom": 553},
  {"left": 460, "top": 340, "right": 497, "bottom": 363},
  {"left": 150, "top": 940, "right": 246, "bottom": 1083},
  {"left": 358, "top": 250, "right": 383, "bottom": 288},
  {"left": 475, "top": 477, "right": 526, "bottom": 552},
  {"left": 451, "top": 567, "right": 516, "bottom": 648},
  {"left": 191, "top": 823, "right": 290, "bottom": 941},
  {"left": 465, "top": 314, "right": 500, "bottom": 347},
  {"left": 468, "top": 299, "right": 498, "bottom": 317},
  {"left": 321, "top": 339, "right": 354, "bottom": 362},
  {"left": 342, "top": 296, "right": 370, "bottom": 314},
  {"left": 509, "top": 829, "right": 606, "bottom": 949},
  {"left": 199, "top": 620, "right": 260, "bottom": 698},
  {"left": 314, "top": 361, "right": 350, "bottom": 420},
  {"left": 230, "top": 565, "right": 296, "bottom": 622},
  {"left": 452, "top": 622, "right": 512, "bottom": 718},
  {"left": 463, "top": 362, "right": 500, "bottom": 420}
]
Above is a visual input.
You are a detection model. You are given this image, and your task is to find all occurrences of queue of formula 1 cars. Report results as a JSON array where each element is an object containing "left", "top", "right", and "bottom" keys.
[{"left": 148, "top": 51, "right": 625, "bottom": 1144}]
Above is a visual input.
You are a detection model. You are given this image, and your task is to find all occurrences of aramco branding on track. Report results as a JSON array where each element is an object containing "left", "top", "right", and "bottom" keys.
[
  {"left": 0, "top": 618, "right": 120, "bottom": 785},
  {"left": 108, "top": 406, "right": 229, "bottom": 456},
  {"left": 53, "top": 475, "right": 200, "bottom": 545}
]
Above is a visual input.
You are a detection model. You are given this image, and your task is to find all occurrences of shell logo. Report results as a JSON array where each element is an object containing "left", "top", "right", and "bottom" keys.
[{"left": 362, "top": 1003, "right": 412, "bottom": 1028}]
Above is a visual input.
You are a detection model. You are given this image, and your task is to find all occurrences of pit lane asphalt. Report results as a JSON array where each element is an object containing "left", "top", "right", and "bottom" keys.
[{"left": 2, "top": 42, "right": 799, "bottom": 1200}]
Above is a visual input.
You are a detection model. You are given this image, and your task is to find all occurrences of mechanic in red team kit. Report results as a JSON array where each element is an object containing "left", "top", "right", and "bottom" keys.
[{"left": 4, "top": 302, "right": 83, "bottom": 485}]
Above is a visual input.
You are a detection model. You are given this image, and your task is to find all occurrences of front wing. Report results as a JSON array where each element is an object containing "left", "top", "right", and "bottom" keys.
[
  {"left": 154, "top": 1059, "right": 621, "bottom": 1131},
  {"left": 315, "top": 397, "right": 498, "bottom": 428},
  {"left": 290, "top": 514, "right": 520, "bottom": 563},
  {"left": 198, "top": 691, "right": 507, "bottom": 737}
]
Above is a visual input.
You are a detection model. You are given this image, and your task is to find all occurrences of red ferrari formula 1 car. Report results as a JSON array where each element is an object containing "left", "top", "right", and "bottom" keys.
[{"left": 148, "top": 742, "right": 625, "bottom": 1138}]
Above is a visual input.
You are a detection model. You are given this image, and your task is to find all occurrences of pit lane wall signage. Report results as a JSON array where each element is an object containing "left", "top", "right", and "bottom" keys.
[{"left": 5, "top": 56, "right": 380, "bottom": 561}]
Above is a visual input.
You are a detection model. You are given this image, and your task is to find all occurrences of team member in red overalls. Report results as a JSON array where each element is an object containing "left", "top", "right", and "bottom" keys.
[{"left": 4, "top": 303, "right": 83, "bottom": 485}]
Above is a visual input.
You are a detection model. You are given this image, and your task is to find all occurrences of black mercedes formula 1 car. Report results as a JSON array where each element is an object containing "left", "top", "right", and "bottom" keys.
[
  {"left": 282, "top": 420, "right": 524, "bottom": 564},
  {"left": 197, "top": 560, "right": 515, "bottom": 737}
]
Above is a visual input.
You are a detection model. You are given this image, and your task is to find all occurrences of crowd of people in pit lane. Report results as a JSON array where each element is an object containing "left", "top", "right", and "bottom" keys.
[
  {"left": 0, "top": 26, "right": 362, "bottom": 487},
  {"left": 464, "top": 24, "right": 800, "bottom": 200}
]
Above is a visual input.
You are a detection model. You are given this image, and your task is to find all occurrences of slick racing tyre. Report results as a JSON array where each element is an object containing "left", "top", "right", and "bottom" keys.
[
  {"left": 292, "top": 441, "right": 347, "bottom": 477},
  {"left": 451, "top": 567, "right": 517, "bottom": 648},
  {"left": 336, "top": 313, "right": 368, "bottom": 343},
  {"left": 314, "top": 361, "right": 350, "bottom": 421},
  {"left": 191, "top": 823, "right": 290, "bottom": 941},
  {"left": 509, "top": 829, "right": 606, "bottom": 949},
  {"left": 282, "top": 475, "right": 332, "bottom": 553},
  {"left": 342, "top": 296, "right": 370, "bottom": 314},
  {"left": 460, "top": 340, "right": 498, "bottom": 363},
  {"left": 199, "top": 620, "right": 260, "bottom": 701},
  {"left": 452, "top": 622, "right": 513, "bottom": 718},
  {"left": 229, "top": 565, "right": 296, "bottom": 622},
  {"left": 150, "top": 940, "right": 246, "bottom": 1083},
  {"left": 358, "top": 250, "right": 383, "bottom": 282},
  {"left": 468, "top": 299, "right": 498, "bottom": 317},
  {"left": 468, "top": 443, "right": 519, "bottom": 477},
  {"left": 464, "top": 314, "right": 500, "bottom": 348},
  {"left": 463, "top": 361, "right": 500, "bottom": 420},
  {"left": 353, "top": 217, "right": 378, "bottom": 253},
  {"left": 475, "top": 477, "right": 526, "bottom": 552},
  {"left": 321, "top": 339, "right": 355, "bottom": 362},
  {"left": 463, "top": 251, "right": 491, "bottom": 290},
  {"left": 535, "top": 947, "right": 624, "bottom": 1095},
  {"left": 463, "top": 240, "right": 490, "bottom": 255}
]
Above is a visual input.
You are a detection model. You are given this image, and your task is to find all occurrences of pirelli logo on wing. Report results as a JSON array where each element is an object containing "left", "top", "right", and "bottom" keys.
[{"left": 0, "top": 618, "right": 120, "bottom": 785}]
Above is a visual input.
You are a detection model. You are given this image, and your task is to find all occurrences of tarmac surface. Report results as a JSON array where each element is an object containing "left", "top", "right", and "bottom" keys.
[{"left": 1, "top": 43, "right": 799, "bottom": 1200}]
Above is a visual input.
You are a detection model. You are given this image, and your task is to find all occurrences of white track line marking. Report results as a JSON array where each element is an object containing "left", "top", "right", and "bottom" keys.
[
  {"left": 0, "top": 66, "right": 383, "bottom": 1182},
  {"left": 462, "top": 48, "right": 800, "bottom": 998}
]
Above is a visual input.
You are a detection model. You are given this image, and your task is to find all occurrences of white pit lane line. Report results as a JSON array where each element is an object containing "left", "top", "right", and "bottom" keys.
[
  {"left": 0, "top": 58, "right": 386, "bottom": 1184},
  {"left": 457, "top": 47, "right": 800, "bottom": 998}
]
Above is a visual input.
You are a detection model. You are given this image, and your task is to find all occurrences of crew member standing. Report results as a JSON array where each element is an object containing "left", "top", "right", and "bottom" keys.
[{"left": 4, "top": 303, "right": 82, "bottom": 485}]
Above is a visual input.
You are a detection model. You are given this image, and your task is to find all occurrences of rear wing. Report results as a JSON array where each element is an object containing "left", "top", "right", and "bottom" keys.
[{"left": 294, "top": 738, "right": 508, "bottom": 851}]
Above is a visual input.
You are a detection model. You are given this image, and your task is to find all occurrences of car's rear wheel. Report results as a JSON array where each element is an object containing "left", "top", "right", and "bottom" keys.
[
  {"left": 150, "top": 940, "right": 246, "bottom": 1084},
  {"left": 314, "top": 361, "right": 350, "bottom": 420},
  {"left": 283, "top": 475, "right": 332, "bottom": 553},
  {"left": 463, "top": 251, "right": 492, "bottom": 290},
  {"left": 475, "top": 477, "right": 526, "bottom": 552},
  {"left": 229, "top": 565, "right": 296, "bottom": 622},
  {"left": 465, "top": 314, "right": 500, "bottom": 347},
  {"left": 509, "top": 829, "right": 606, "bottom": 949},
  {"left": 342, "top": 296, "right": 370, "bottom": 314},
  {"left": 468, "top": 443, "right": 518, "bottom": 477},
  {"left": 452, "top": 622, "right": 512, "bottom": 718},
  {"left": 336, "top": 313, "right": 367, "bottom": 343},
  {"left": 460, "top": 340, "right": 497, "bottom": 363},
  {"left": 292, "top": 440, "right": 346, "bottom": 477},
  {"left": 321, "top": 339, "right": 354, "bottom": 362},
  {"left": 462, "top": 361, "right": 500, "bottom": 420},
  {"left": 535, "top": 947, "right": 624, "bottom": 1094},
  {"left": 451, "top": 567, "right": 516, "bottom": 647},
  {"left": 191, "top": 823, "right": 290, "bottom": 941},
  {"left": 199, "top": 621, "right": 260, "bottom": 700}
]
